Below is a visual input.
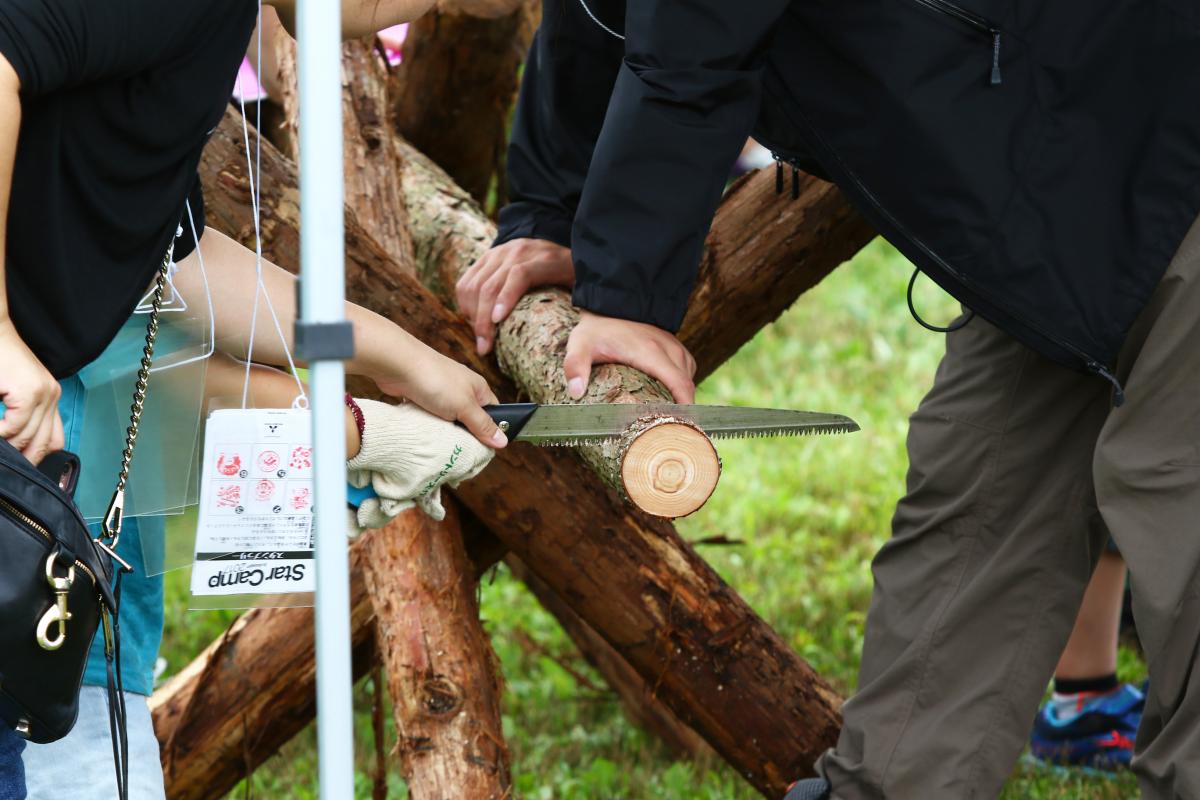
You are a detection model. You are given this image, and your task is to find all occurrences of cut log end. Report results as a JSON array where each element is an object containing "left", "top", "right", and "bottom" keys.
[{"left": 619, "top": 418, "right": 721, "bottom": 518}]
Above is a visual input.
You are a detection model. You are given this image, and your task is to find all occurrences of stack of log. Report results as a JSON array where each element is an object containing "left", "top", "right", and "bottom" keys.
[{"left": 149, "top": 3, "right": 876, "bottom": 797}]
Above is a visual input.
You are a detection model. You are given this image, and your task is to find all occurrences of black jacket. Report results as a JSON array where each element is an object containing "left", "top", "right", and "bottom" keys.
[{"left": 496, "top": 0, "right": 1200, "bottom": 385}]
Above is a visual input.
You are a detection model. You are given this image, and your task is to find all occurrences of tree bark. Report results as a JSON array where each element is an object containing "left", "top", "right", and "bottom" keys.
[
  {"left": 506, "top": 557, "right": 713, "bottom": 760},
  {"left": 198, "top": 110, "right": 846, "bottom": 797},
  {"left": 389, "top": 0, "right": 539, "bottom": 208},
  {"left": 682, "top": 170, "right": 876, "bottom": 382},
  {"left": 361, "top": 503, "right": 511, "bottom": 798},
  {"left": 267, "top": 34, "right": 416, "bottom": 265},
  {"left": 151, "top": 519, "right": 504, "bottom": 800}
]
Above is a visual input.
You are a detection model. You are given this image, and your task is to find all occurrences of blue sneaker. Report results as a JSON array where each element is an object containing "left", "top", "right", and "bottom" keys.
[
  {"left": 1029, "top": 683, "right": 1145, "bottom": 771},
  {"left": 783, "top": 778, "right": 830, "bottom": 800}
]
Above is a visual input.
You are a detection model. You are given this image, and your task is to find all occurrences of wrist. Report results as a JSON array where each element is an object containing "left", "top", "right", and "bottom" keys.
[{"left": 344, "top": 395, "right": 364, "bottom": 459}]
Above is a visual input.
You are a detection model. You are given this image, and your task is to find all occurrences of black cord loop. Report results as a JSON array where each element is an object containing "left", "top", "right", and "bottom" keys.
[{"left": 907, "top": 267, "right": 975, "bottom": 333}]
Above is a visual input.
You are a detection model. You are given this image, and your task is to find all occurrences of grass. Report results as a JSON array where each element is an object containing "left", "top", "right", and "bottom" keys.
[{"left": 159, "top": 238, "right": 1142, "bottom": 798}]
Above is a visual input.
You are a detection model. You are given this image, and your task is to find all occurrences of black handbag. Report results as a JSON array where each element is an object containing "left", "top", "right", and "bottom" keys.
[{"left": 0, "top": 241, "right": 174, "bottom": 799}]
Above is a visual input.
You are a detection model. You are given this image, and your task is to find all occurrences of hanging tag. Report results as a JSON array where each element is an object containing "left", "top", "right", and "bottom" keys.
[{"left": 189, "top": 408, "right": 315, "bottom": 608}]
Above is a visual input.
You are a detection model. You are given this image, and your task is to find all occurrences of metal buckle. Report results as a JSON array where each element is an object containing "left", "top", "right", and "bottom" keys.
[{"left": 35, "top": 552, "right": 74, "bottom": 651}]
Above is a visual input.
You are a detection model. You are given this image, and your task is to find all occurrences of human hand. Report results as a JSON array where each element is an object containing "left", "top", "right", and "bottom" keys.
[
  {"left": 372, "top": 342, "right": 508, "bottom": 449},
  {"left": 564, "top": 311, "right": 697, "bottom": 404},
  {"left": 455, "top": 238, "right": 574, "bottom": 355},
  {"left": 346, "top": 399, "right": 496, "bottom": 525},
  {"left": 0, "top": 319, "right": 63, "bottom": 464}
]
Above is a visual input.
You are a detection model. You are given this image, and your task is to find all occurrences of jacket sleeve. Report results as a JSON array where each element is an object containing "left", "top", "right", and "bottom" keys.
[
  {"left": 494, "top": 0, "right": 625, "bottom": 249},
  {"left": 571, "top": 0, "right": 789, "bottom": 332},
  {"left": 0, "top": 0, "right": 236, "bottom": 97}
]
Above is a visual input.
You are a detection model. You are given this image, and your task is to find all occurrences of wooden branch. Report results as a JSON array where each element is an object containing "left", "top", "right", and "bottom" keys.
[
  {"left": 389, "top": 0, "right": 539, "bottom": 206},
  {"left": 269, "top": 36, "right": 416, "bottom": 266},
  {"left": 151, "top": 519, "right": 504, "bottom": 800},
  {"left": 198, "top": 110, "right": 846, "bottom": 797},
  {"left": 361, "top": 503, "right": 510, "bottom": 798},
  {"left": 506, "top": 557, "right": 713, "bottom": 759}
]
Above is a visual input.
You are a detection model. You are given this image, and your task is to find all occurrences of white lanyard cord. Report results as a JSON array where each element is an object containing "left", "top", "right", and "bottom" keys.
[
  {"left": 237, "top": 4, "right": 308, "bottom": 409},
  {"left": 576, "top": 0, "right": 625, "bottom": 40}
]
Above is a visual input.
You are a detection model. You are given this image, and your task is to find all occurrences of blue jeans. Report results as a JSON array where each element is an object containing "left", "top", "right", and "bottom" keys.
[{"left": 0, "top": 726, "right": 25, "bottom": 800}]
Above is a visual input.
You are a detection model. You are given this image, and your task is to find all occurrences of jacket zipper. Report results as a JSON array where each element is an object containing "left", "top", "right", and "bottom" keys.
[
  {"left": 774, "top": 154, "right": 803, "bottom": 200},
  {"left": 0, "top": 495, "right": 98, "bottom": 586},
  {"left": 909, "top": 0, "right": 1003, "bottom": 85}
]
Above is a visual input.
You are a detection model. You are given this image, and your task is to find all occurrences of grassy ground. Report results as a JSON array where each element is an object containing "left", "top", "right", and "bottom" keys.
[{"left": 160, "top": 238, "right": 1142, "bottom": 798}]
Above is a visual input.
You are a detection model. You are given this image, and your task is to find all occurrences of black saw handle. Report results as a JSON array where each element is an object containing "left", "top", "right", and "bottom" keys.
[{"left": 455, "top": 403, "right": 539, "bottom": 440}]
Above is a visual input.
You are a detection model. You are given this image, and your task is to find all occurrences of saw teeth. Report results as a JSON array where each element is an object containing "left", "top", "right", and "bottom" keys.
[
  {"left": 541, "top": 436, "right": 613, "bottom": 448},
  {"left": 708, "top": 425, "right": 855, "bottom": 440}
]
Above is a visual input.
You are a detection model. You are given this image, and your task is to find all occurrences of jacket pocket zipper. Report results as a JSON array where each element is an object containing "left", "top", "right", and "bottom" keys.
[
  {"left": 0, "top": 495, "right": 97, "bottom": 586},
  {"left": 908, "top": 0, "right": 1003, "bottom": 85}
]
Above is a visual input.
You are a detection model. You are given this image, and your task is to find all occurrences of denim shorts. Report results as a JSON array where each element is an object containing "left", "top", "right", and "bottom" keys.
[{"left": 21, "top": 686, "right": 165, "bottom": 800}]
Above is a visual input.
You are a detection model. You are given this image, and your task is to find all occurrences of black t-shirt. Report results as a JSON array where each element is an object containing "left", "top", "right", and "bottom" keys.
[{"left": 0, "top": 0, "right": 258, "bottom": 376}]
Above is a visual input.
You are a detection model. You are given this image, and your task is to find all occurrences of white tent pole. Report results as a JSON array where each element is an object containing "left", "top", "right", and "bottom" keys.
[{"left": 295, "top": 0, "right": 355, "bottom": 795}]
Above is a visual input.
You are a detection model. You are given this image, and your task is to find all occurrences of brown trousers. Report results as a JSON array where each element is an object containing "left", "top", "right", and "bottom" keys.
[{"left": 817, "top": 214, "right": 1200, "bottom": 799}]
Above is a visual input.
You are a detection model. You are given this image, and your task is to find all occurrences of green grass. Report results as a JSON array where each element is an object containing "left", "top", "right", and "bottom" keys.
[{"left": 160, "top": 238, "right": 1142, "bottom": 798}]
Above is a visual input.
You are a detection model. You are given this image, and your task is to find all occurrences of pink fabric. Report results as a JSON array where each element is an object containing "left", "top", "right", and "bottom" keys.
[
  {"left": 233, "top": 57, "right": 266, "bottom": 102},
  {"left": 378, "top": 23, "right": 408, "bottom": 66}
]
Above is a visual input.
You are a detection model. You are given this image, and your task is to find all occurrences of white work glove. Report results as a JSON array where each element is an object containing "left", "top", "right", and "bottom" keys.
[{"left": 346, "top": 399, "right": 495, "bottom": 530}]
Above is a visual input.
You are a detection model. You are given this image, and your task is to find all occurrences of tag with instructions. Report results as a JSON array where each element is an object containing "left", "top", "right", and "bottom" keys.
[{"left": 189, "top": 408, "right": 315, "bottom": 608}]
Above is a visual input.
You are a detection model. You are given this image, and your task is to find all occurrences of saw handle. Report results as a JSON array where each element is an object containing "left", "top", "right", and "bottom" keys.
[{"left": 458, "top": 403, "right": 539, "bottom": 440}]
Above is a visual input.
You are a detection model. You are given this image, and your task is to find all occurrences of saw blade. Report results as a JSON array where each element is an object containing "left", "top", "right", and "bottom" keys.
[{"left": 515, "top": 404, "right": 859, "bottom": 445}]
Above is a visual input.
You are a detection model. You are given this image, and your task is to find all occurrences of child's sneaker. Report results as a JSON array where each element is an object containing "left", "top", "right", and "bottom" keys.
[
  {"left": 783, "top": 778, "right": 830, "bottom": 799},
  {"left": 1029, "top": 683, "right": 1145, "bottom": 770}
]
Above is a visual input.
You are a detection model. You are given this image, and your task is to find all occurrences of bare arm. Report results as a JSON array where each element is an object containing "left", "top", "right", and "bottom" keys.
[
  {"left": 0, "top": 55, "right": 64, "bottom": 461},
  {"left": 265, "top": 0, "right": 436, "bottom": 39},
  {"left": 171, "top": 227, "right": 507, "bottom": 447},
  {"left": 203, "top": 352, "right": 361, "bottom": 458}
]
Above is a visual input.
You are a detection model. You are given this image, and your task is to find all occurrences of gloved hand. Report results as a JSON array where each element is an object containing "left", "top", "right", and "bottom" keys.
[{"left": 346, "top": 399, "right": 495, "bottom": 529}]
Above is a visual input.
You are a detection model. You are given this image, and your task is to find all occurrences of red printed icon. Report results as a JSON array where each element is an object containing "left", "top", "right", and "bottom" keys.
[
  {"left": 289, "top": 486, "right": 312, "bottom": 511},
  {"left": 255, "top": 480, "right": 276, "bottom": 502},
  {"left": 216, "top": 453, "right": 243, "bottom": 477},
  {"left": 216, "top": 484, "right": 242, "bottom": 508},
  {"left": 257, "top": 450, "right": 280, "bottom": 473},
  {"left": 289, "top": 446, "right": 312, "bottom": 471}
]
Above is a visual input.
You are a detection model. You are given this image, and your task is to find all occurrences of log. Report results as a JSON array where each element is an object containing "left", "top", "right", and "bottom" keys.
[
  {"left": 199, "top": 109, "right": 846, "bottom": 797},
  {"left": 361, "top": 503, "right": 511, "bottom": 798},
  {"left": 618, "top": 417, "right": 722, "bottom": 519},
  {"left": 506, "top": 557, "right": 713, "bottom": 759},
  {"left": 151, "top": 518, "right": 505, "bottom": 800},
  {"left": 268, "top": 34, "right": 416, "bottom": 265},
  {"left": 389, "top": 0, "right": 539, "bottom": 207}
]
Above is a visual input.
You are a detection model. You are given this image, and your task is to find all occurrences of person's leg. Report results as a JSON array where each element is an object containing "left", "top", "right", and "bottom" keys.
[
  {"left": 22, "top": 687, "right": 165, "bottom": 800},
  {"left": 1053, "top": 550, "right": 1125, "bottom": 681},
  {"left": 815, "top": 310, "right": 1112, "bottom": 799},
  {"left": 0, "top": 726, "right": 25, "bottom": 800},
  {"left": 1092, "top": 215, "right": 1200, "bottom": 799}
]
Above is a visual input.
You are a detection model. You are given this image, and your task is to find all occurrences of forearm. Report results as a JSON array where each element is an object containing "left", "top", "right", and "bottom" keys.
[
  {"left": 203, "top": 352, "right": 361, "bottom": 458},
  {"left": 265, "top": 0, "right": 435, "bottom": 39},
  {"left": 0, "top": 57, "right": 21, "bottom": 323},
  {"left": 172, "top": 226, "right": 441, "bottom": 391}
]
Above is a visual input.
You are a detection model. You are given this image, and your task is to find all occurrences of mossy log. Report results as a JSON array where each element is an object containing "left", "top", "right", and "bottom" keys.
[{"left": 389, "top": 0, "right": 540, "bottom": 206}]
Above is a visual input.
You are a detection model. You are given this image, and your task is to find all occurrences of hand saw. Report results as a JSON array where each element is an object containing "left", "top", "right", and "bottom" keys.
[{"left": 482, "top": 403, "right": 859, "bottom": 447}]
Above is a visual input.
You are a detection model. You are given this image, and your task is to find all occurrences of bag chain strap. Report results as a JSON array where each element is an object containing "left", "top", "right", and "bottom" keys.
[{"left": 99, "top": 240, "right": 176, "bottom": 553}]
